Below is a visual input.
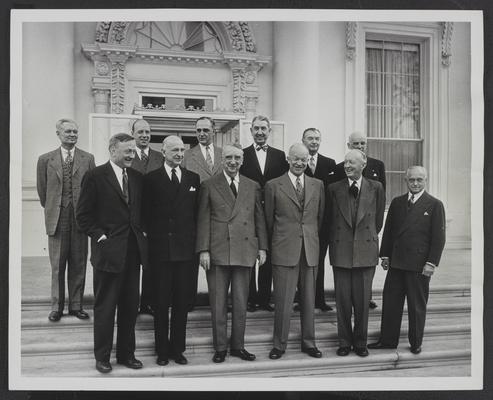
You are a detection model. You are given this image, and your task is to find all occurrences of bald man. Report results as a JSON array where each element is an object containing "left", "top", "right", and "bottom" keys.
[
  {"left": 369, "top": 166, "right": 445, "bottom": 354},
  {"left": 325, "top": 149, "right": 385, "bottom": 357},
  {"left": 143, "top": 136, "right": 200, "bottom": 366},
  {"left": 265, "top": 143, "right": 325, "bottom": 360},
  {"left": 129, "top": 119, "right": 164, "bottom": 316}
]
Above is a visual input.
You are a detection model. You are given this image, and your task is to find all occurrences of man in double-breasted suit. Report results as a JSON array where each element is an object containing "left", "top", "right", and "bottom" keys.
[
  {"left": 325, "top": 149, "right": 385, "bottom": 357},
  {"left": 76, "top": 133, "right": 148, "bottom": 374},
  {"left": 240, "top": 115, "right": 289, "bottom": 312},
  {"left": 183, "top": 116, "right": 223, "bottom": 311},
  {"left": 129, "top": 118, "right": 164, "bottom": 316},
  {"left": 265, "top": 143, "right": 325, "bottom": 360},
  {"left": 369, "top": 166, "right": 446, "bottom": 354},
  {"left": 196, "top": 144, "right": 268, "bottom": 364},
  {"left": 37, "top": 118, "right": 95, "bottom": 322},
  {"left": 143, "top": 136, "right": 200, "bottom": 366},
  {"left": 301, "top": 127, "right": 337, "bottom": 312}
]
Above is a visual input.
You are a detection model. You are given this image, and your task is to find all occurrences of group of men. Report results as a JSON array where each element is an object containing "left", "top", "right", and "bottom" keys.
[{"left": 36, "top": 114, "right": 446, "bottom": 373}]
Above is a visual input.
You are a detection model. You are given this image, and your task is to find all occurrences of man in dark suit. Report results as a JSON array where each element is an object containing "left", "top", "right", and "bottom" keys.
[
  {"left": 129, "top": 118, "right": 164, "bottom": 316},
  {"left": 300, "top": 127, "right": 337, "bottom": 312},
  {"left": 143, "top": 136, "right": 200, "bottom": 366},
  {"left": 76, "top": 133, "right": 148, "bottom": 374},
  {"left": 197, "top": 144, "right": 268, "bottom": 363},
  {"left": 183, "top": 116, "right": 223, "bottom": 311},
  {"left": 368, "top": 166, "right": 446, "bottom": 354},
  {"left": 239, "top": 115, "right": 289, "bottom": 312},
  {"left": 335, "top": 131, "right": 386, "bottom": 309},
  {"left": 37, "top": 118, "right": 95, "bottom": 322},
  {"left": 325, "top": 149, "right": 385, "bottom": 357},
  {"left": 265, "top": 143, "right": 325, "bottom": 360}
]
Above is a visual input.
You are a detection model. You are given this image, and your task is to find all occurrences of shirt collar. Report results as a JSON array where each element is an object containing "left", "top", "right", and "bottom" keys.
[
  {"left": 60, "top": 147, "right": 74, "bottom": 158},
  {"left": 288, "top": 171, "right": 304, "bottom": 186},
  {"left": 109, "top": 160, "right": 124, "bottom": 176},
  {"left": 408, "top": 189, "right": 425, "bottom": 202},
  {"left": 200, "top": 143, "right": 213, "bottom": 150},
  {"left": 309, "top": 153, "right": 318, "bottom": 163},
  {"left": 137, "top": 147, "right": 149, "bottom": 158},
  {"left": 348, "top": 176, "right": 362, "bottom": 188},
  {"left": 223, "top": 170, "right": 239, "bottom": 184},
  {"left": 164, "top": 163, "right": 181, "bottom": 179}
]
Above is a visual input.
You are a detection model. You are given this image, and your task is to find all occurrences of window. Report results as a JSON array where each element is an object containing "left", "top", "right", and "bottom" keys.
[{"left": 366, "top": 39, "right": 423, "bottom": 205}]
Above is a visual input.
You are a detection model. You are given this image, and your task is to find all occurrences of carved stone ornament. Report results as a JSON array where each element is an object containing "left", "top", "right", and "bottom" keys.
[
  {"left": 232, "top": 68, "right": 246, "bottom": 113},
  {"left": 110, "top": 62, "right": 126, "bottom": 114},
  {"left": 95, "top": 61, "right": 110, "bottom": 76},
  {"left": 245, "top": 71, "right": 256, "bottom": 85},
  {"left": 345, "top": 22, "right": 358, "bottom": 61},
  {"left": 441, "top": 22, "right": 454, "bottom": 67}
]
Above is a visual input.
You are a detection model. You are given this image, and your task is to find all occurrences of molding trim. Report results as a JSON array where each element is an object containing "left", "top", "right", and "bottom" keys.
[
  {"left": 441, "top": 22, "right": 454, "bottom": 67},
  {"left": 345, "top": 22, "right": 358, "bottom": 61}
]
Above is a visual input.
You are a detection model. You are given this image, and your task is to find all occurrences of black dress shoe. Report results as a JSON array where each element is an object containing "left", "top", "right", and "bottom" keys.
[
  {"left": 368, "top": 341, "right": 397, "bottom": 350},
  {"left": 293, "top": 304, "right": 301, "bottom": 312},
  {"left": 48, "top": 311, "right": 62, "bottom": 322},
  {"left": 138, "top": 305, "right": 154, "bottom": 316},
  {"left": 354, "top": 346, "right": 369, "bottom": 357},
  {"left": 247, "top": 303, "right": 258, "bottom": 312},
  {"left": 212, "top": 350, "right": 227, "bottom": 363},
  {"left": 336, "top": 346, "right": 351, "bottom": 356},
  {"left": 302, "top": 347, "right": 322, "bottom": 358},
  {"left": 410, "top": 346, "right": 422, "bottom": 354},
  {"left": 69, "top": 309, "right": 89, "bottom": 320},
  {"left": 317, "top": 303, "right": 333, "bottom": 312},
  {"left": 269, "top": 348, "right": 285, "bottom": 360},
  {"left": 171, "top": 353, "right": 188, "bottom": 365},
  {"left": 258, "top": 303, "right": 274, "bottom": 312},
  {"left": 117, "top": 357, "right": 143, "bottom": 369},
  {"left": 156, "top": 357, "right": 169, "bottom": 366},
  {"left": 230, "top": 349, "right": 256, "bottom": 361},
  {"left": 96, "top": 360, "right": 112, "bottom": 373},
  {"left": 369, "top": 300, "right": 378, "bottom": 309}
]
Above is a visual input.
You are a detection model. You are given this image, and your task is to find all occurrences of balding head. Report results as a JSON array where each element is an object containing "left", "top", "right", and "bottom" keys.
[
  {"left": 347, "top": 131, "right": 367, "bottom": 154},
  {"left": 287, "top": 143, "right": 309, "bottom": 177},
  {"left": 162, "top": 135, "right": 185, "bottom": 168},
  {"left": 344, "top": 149, "right": 367, "bottom": 180}
]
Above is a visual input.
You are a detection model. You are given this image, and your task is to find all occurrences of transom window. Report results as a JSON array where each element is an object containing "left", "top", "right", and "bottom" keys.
[{"left": 366, "top": 39, "right": 423, "bottom": 205}]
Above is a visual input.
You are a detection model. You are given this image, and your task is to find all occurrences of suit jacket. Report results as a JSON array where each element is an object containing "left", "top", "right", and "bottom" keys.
[
  {"left": 76, "top": 162, "right": 148, "bottom": 273},
  {"left": 305, "top": 152, "right": 337, "bottom": 188},
  {"left": 239, "top": 144, "right": 289, "bottom": 188},
  {"left": 264, "top": 173, "right": 325, "bottom": 267},
  {"left": 196, "top": 173, "right": 268, "bottom": 267},
  {"left": 143, "top": 166, "right": 200, "bottom": 264},
  {"left": 380, "top": 191, "right": 446, "bottom": 272},
  {"left": 325, "top": 178, "right": 385, "bottom": 268},
  {"left": 183, "top": 144, "right": 222, "bottom": 183},
  {"left": 130, "top": 148, "right": 164, "bottom": 174},
  {"left": 37, "top": 147, "right": 96, "bottom": 235},
  {"left": 335, "top": 156, "right": 386, "bottom": 190}
]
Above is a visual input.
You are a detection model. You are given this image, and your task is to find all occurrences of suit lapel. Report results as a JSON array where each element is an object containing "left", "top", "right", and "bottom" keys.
[
  {"left": 230, "top": 176, "right": 246, "bottom": 218},
  {"left": 103, "top": 162, "right": 127, "bottom": 205},
  {"left": 192, "top": 146, "right": 213, "bottom": 177},
  {"left": 215, "top": 174, "right": 236, "bottom": 209},
  {"left": 397, "top": 192, "right": 430, "bottom": 236},
  {"left": 212, "top": 146, "right": 222, "bottom": 175},
  {"left": 355, "top": 178, "right": 373, "bottom": 227},
  {"left": 48, "top": 149, "right": 63, "bottom": 181},
  {"left": 72, "top": 148, "right": 82, "bottom": 176},
  {"left": 303, "top": 175, "right": 315, "bottom": 209},
  {"left": 335, "top": 181, "right": 352, "bottom": 227},
  {"left": 263, "top": 147, "right": 274, "bottom": 178},
  {"left": 173, "top": 169, "right": 193, "bottom": 208},
  {"left": 279, "top": 174, "right": 302, "bottom": 210},
  {"left": 247, "top": 145, "right": 263, "bottom": 177}
]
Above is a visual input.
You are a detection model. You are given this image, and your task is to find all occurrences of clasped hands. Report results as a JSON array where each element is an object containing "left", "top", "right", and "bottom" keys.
[
  {"left": 199, "top": 250, "right": 267, "bottom": 271},
  {"left": 380, "top": 257, "right": 435, "bottom": 277}
]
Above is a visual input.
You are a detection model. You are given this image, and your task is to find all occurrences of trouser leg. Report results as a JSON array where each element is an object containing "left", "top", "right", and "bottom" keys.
[
  {"left": 351, "top": 266, "right": 374, "bottom": 348},
  {"left": 332, "top": 266, "right": 353, "bottom": 347},
  {"left": 206, "top": 265, "right": 230, "bottom": 351},
  {"left": 170, "top": 261, "right": 193, "bottom": 354},
  {"left": 406, "top": 270, "right": 430, "bottom": 349},
  {"left": 154, "top": 264, "right": 172, "bottom": 358},
  {"left": 299, "top": 257, "right": 317, "bottom": 349},
  {"left": 380, "top": 268, "right": 406, "bottom": 346},
  {"left": 315, "top": 239, "right": 329, "bottom": 306},
  {"left": 67, "top": 210, "right": 88, "bottom": 311},
  {"left": 257, "top": 256, "right": 273, "bottom": 305},
  {"left": 230, "top": 266, "right": 251, "bottom": 350}
]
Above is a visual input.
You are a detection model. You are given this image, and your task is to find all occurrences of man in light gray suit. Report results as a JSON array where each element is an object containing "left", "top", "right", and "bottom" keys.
[
  {"left": 183, "top": 116, "right": 223, "bottom": 311},
  {"left": 129, "top": 118, "right": 164, "bottom": 316},
  {"left": 196, "top": 144, "right": 268, "bottom": 364},
  {"left": 264, "top": 143, "right": 325, "bottom": 360},
  {"left": 325, "top": 149, "right": 385, "bottom": 357},
  {"left": 37, "top": 118, "right": 96, "bottom": 322}
]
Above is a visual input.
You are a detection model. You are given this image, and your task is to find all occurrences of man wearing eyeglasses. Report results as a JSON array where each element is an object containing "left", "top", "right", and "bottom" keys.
[
  {"left": 183, "top": 116, "right": 223, "bottom": 311},
  {"left": 37, "top": 118, "right": 95, "bottom": 322},
  {"left": 239, "top": 115, "right": 289, "bottom": 312}
]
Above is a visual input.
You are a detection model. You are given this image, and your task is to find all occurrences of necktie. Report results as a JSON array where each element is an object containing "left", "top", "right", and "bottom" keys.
[
  {"left": 349, "top": 180, "right": 359, "bottom": 198},
  {"left": 408, "top": 194, "right": 415, "bottom": 210},
  {"left": 309, "top": 156, "right": 316, "bottom": 174},
  {"left": 141, "top": 149, "right": 148, "bottom": 164},
  {"left": 205, "top": 145, "right": 214, "bottom": 171},
  {"left": 295, "top": 176, "right": 304, "bottom": 205},
  {"left": 256, "top": 145, "right": 268, "bottom": 152},
  {"left": 230, "top": 177, "right": 238, "bottom": 198},
  {"left": 122, "top": 168, "right": 129, "bottom": 204},
  {"left": 171, "top": 168, "right": 179, "bottom": 186},
  {"left": 64, "top": 150, "right": 73, "bottom": 166}
]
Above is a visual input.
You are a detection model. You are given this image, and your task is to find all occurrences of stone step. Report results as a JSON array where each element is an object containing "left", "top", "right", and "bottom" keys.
[{"left": 21, "top": 333, "right": 470, "bottom": 378}]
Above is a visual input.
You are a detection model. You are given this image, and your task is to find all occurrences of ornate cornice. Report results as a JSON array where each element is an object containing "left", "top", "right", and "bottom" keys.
[
  {"left": 441, "top": 22, "right": 454, "bottom": 67},
  {"left": 95, "top": 21, "right": 130, "bottom": 44},
  {"left": 346, "top": 22, "right": 358, "bottom": 61},
  {"left": 231, "top": 68, "right": 246, "bottom": 113}
]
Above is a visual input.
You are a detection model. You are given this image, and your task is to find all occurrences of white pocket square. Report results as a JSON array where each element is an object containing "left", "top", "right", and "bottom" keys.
[
  {"left": 424, "top": 211, "right": 429, "bottom": 216},
  {"left": 189, "top": 187, "right": 196, "bottom": 191},
  {"left": 329, "top": 171, "right": 334, "bottom": 175}
]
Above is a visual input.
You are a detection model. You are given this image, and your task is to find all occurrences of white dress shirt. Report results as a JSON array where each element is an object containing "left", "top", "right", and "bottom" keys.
[
  {"left": 199, "top": 143, "right": 214, "bottom": 164},
  {"left": 109, "top": 160, "right": 125, "bottom": 191},
  {"left": 308, "top": 153, "right": 318, "bottom": 172},
  {"left": 408, "top": 189, "right": 425, "bottom": 203},
  {"left": 136, "top": 147, "right": 149, "bottom": 160},
  {"left": 223, "top": 171, "right": 239, "bottom": 192},
  {"left": 288, "top": 171, "right": 304, "bottom": 188},
  {"left": 348, "top": 176, "right": 363, "bottom": 190},
  {"left": 60, "top": 147, "right": 74, "bottom": 162},
  {"left": 254, "top": 144, "right": 268, "bottom": 175},
  {"left": 164, "top": 163, "right": 182, "bottom": 183}
]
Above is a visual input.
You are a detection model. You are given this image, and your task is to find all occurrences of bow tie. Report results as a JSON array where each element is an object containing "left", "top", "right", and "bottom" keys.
[{"left": 256, "top": 145, "right": 268, "bottom": 152}]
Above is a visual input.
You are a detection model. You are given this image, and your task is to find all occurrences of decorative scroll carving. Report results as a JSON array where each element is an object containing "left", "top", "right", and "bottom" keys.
[
  {"left": 95, "top": 61, "right": 110, "bottom": 76},
  {"left": 110, "top": 62, "right": 126, "bottom": 113},
  {"left": 239, "top": 21, "right": 256, "bottom": 52},
  {"left": 225, "top": 22, "right": 244, "bottom": 51},
  {"left": 441, "top": 22, "right": 454, "bottom": 67},
  {"left": 231, "top": 68, "right": 246, "bottom": 113},
  {"left": 95, "top": 22, "right": 111, "bottom": 43},
  {"left": 346, "top": 22, "right": 358, "bottom": 61}
]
